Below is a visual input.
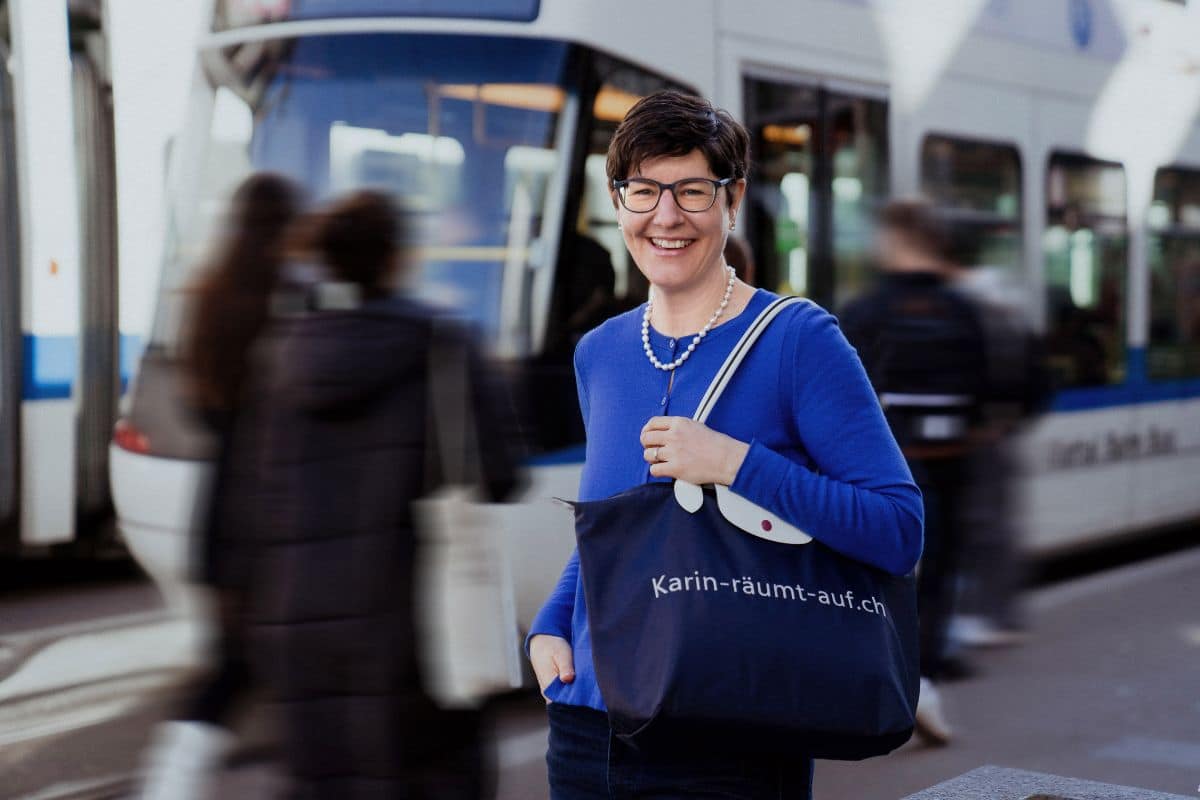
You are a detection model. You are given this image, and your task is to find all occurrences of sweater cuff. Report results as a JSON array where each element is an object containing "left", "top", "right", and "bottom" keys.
[
  {"left": 525, "top": 609, "right": 572, "bottom": 657},
  {"left": 729, "top": 438, "right": 792, "bottom": 509}
]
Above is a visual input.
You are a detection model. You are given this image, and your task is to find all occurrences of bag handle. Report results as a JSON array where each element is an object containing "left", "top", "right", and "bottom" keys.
[
  {"left": 674, "top": 296, "right": 806, "bottom": 521},
  {"left": 692, "top": 296, "right": 804, "bottom": 424}
]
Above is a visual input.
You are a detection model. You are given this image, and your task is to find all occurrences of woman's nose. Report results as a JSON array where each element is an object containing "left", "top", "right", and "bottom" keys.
[{"left": 651, "top": 188, "right": 686, "bottom": 226}]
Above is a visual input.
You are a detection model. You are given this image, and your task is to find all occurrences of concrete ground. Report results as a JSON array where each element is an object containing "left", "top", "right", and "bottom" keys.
[{"left": 2, "top": 546, "right": 1198, "bottom": 799}]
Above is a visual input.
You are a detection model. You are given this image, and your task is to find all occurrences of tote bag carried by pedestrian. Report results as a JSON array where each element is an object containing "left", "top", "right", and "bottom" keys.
[
  {"left": 414, "top": 323, "right": 523, "bottom": 708},
  {"left": 573, "top": 296, "right": 920, "bottom": 760}
]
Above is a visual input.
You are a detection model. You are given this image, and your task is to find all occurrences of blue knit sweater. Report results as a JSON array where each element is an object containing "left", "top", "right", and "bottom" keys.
[{"left": 530, "top": 288, "right": 924, "bottom": 711}]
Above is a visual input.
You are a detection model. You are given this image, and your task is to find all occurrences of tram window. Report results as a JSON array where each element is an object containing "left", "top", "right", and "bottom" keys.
[
  {"left": 150, "top": 86, "right": 254, "bottom": 351},
  {"left": 156, "top": 34, "right": 574, "bottom": 351},
  {"left": 1147, "top": 167, "right": 1200, "bottom": 379},
  {"left": 215, "top": 0, "right": 542, "bottom": 30},
  {"left": 1043, "top": 154, "right": 1128, "bottom": 388},
  {"left": 744, "top": 78, "right": 888, "bottom": 308},
  {"left": 921, "top": 135, "right": 1022, "bottom": 271}
]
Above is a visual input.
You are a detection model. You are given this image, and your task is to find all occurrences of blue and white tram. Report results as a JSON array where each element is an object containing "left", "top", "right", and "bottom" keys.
[
  {"left": 1, "top": 0, "right": 120, "bottom": 556},
  {"left": 110, "top": 0, "right": 1200, "bottom": 631}
]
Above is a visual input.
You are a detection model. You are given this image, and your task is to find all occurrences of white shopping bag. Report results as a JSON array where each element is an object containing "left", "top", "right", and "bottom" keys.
[{"left": 414, "top": 325, "right": 523, "bottom": 708}]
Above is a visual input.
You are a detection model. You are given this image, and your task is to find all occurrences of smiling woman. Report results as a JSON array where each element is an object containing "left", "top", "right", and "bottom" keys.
[{"left": 527, "top": 91, "right": 922, "bottom": 799}]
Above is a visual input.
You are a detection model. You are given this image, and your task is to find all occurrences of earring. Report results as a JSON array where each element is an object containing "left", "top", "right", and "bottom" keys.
[{"left": 729, "top": 219, "right": 736, "bottom": 231}]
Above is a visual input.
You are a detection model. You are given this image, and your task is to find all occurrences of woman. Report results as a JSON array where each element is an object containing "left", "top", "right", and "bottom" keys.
[
  {"left": 139, "top": 172, "right": 303, "bottom": 800},
  {"left": 237, "top": 190, "right": 520, "bottom": 799},
  {"left": 528, "top": 91, "right": 924, "bottom": 798}
]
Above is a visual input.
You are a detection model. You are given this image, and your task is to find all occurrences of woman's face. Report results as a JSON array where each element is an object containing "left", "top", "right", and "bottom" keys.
[{"left": 615, "top": 149, "right": 744, "bottom": 296}]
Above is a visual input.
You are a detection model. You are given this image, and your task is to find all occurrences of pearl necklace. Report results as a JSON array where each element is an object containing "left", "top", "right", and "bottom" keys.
[{"left": 641, "top": 265, "right": 736, "bottom": 372}]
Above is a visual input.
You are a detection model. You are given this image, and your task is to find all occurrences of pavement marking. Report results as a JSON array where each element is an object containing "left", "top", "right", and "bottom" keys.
[
  {"left": 0, "top": 618, "right": 203, "bottom": 705},
  {"left": 0, "top": 609, "right": 174, "bottom": 648},
  {"left": 1029, "top": 546, "right": 1200, "bottom": 613},
  {"left": 1093, "top": 735, "right": 1200, "bottom": 770},
  {"left": 0, "top": 671, "right": 182, "bottom": 747},
  {"left": 497, "top": 726, "right": 548, "bottom": 769},
  {"left": 0, "top": 695, "right": 142, "bottom": 749},
  {"left": 12, "top": 773, "right": 135, "bottom": 800}
]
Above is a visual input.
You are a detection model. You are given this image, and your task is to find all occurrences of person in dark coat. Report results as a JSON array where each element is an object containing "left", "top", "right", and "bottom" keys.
[
  {"left": 138, "top": 172, "right": 304, "bottom": 800},
  {"left": 235, "top": 190, "right": 521, "bottom": 799},
  {"left": 840, "top": 199, "right": 989, "bottom": 746}
]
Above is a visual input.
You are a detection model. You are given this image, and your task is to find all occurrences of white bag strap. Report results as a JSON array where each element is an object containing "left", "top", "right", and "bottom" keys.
[
  {"left": 693, "top": 296, "right": 804, "bottom": 424},
  {"left": 674, "top": 295, "right": 812, "bottom": 545}
]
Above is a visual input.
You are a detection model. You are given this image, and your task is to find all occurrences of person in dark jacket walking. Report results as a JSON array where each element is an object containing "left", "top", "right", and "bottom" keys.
[
  {"left": 138, "top": 172, "right": 304, "bottom": 800},
  {"left": 236, "top": 190, "right": 521, "bottom": 799},
  {"left": 840, "top": 199, "right": 989, "bottom": 746}
]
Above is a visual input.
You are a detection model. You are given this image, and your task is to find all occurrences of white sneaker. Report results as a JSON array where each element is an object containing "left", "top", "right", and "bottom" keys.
[
  {"left": 138, "top": 721, "right": 234, "bottom": 800},
  {"left": 915, "top": 677, "right": 953, "bottom": 746},
  {"left": 949, "top": 615, "right": 1028, "bottom": 649}
]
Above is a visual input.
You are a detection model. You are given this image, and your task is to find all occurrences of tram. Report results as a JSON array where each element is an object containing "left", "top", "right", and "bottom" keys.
[
  {"left": 110, "top": 0, "right": 1200, "bottom": 633},
  {"left": 1, "top": 0, "right": 119, "bottom": 556}
]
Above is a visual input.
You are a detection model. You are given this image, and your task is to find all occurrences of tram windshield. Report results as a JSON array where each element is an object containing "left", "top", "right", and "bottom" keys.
[{"left": 157, "top": 33, "right": 573, "bottom": 349}]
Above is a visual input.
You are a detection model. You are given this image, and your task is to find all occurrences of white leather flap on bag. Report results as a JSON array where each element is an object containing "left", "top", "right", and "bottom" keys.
[
  {"left": 674, "top": 480, "right": 813, "bottom": 545},
  {"left": 714, "top": 485, "right": 812, "bottom": 544},
  {"left": 673, "top": 480, "right": 704, "bottom": 513}
]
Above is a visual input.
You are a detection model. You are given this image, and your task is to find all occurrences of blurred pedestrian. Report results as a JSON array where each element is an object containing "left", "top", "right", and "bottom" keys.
[
  {"left": 138, "top": 172, "right": 303, "bottom": 800},
  {"left": 528, "top": 91, "right": 922, "bottom": 798},
  {"left": 235, "top": 190, "right": 521, "bottom": 799},
  {"left": 943, "top": 260, "right": 1051, "bottom": 647},
  {"left": 840, "top": 199, "right": 990, "bottom": 745}
]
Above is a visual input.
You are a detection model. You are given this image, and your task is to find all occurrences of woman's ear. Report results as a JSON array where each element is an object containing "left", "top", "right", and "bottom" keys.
[{"left": 727, "top": 178, "right": 748, "bottom": 218}]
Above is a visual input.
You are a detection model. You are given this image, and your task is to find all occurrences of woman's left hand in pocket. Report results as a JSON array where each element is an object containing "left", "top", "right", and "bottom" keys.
[{"left": 640, "top": 416, "right": 750, "bottom": 485}]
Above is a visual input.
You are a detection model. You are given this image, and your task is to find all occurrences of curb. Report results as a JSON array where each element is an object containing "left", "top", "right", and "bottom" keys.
[{"left": 12, "top": 774, "right": 135, "bottom": 800}]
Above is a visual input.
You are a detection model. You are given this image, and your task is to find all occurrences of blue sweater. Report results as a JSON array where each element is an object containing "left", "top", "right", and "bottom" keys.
[{"left": 530, "top": 288, "right": 924, "bottom": 711}]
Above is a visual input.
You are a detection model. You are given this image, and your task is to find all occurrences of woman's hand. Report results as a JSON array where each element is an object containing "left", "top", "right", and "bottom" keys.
[
  {"left": 529, "top": 634, "right": 575, "bottom": 703},
  {"left": 640, "top": 416, "right": 751, "bottom": 485}
]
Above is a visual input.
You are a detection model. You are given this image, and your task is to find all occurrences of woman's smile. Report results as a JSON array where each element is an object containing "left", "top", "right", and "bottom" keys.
[{"left": 648, "top": 237, "right": 696, "bottom": 252}]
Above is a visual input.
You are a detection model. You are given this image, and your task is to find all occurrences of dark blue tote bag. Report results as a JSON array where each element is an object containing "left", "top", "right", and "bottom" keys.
[{"left": 573, "top": 297, "right": 919, "bottom": 761}]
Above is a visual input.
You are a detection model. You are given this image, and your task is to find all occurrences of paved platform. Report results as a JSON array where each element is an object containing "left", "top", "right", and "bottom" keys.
[
  {"left": 3, "top": 547, "right": 1199, "bottom": 798},
  {"left": 814, "top": 547, "right": 1200, "bottom": 799}
]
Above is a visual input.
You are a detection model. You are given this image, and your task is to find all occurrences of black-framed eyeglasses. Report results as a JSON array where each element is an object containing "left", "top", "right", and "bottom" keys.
[{"left": 612, "top": 177, "right": 734, "bottom": 213}]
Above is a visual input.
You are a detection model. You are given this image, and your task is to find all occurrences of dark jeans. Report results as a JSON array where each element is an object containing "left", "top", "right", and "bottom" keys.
[{"left": 546, "top": 703, "right": 813, "bottom": 800}]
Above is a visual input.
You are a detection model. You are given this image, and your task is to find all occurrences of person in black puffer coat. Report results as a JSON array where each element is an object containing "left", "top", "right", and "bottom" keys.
[{"left": 234, "top": 190, "right": 522, "bottom": 799}]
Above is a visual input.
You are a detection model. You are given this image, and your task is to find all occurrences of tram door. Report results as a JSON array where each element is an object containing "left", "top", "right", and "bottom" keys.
[
  {"left": 0, "top": 30, "right": 18, "bottom": 538},
  {"left": 71, "top": 28, "right": 119, "bottom": 531},
  {"left": 743, "top": 77, "right": 888, "bottom": 310}
]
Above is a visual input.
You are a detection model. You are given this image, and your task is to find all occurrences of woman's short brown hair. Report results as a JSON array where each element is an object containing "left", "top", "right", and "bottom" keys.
[{"left": 606, "top": 91, "right": 750, "bottom": 188}]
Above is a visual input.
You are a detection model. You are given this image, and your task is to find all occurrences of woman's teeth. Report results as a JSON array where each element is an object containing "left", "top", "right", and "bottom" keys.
[{"left": 651, "top": 238, "right": 693, "bottom": 250}]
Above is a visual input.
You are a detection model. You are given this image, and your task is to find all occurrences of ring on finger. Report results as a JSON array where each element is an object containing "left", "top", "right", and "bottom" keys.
[{"left": 649, "top": 447, "right": 659, "bottom": 463}]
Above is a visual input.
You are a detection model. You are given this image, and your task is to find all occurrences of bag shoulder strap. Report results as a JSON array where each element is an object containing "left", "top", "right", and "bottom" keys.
[
  {"left": 692, "top": 296, "right": 804, "bottom": 424},
  {"left": 426, "top": 318, "right": 477, "bottom": 489}
]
